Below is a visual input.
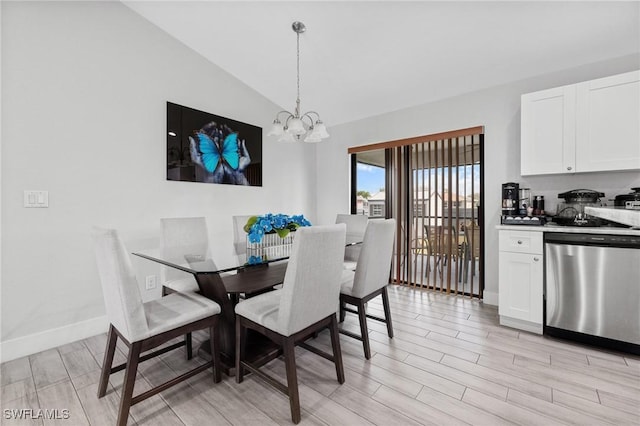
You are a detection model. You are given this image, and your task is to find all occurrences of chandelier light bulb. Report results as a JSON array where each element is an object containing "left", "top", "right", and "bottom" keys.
[
  {"left": 313, "top": 121, "right": 330, "bottom": 139},
  {"left": 267, "top": 119, "right": 284, "bottom": 136},
  {"left": 278, "top": 131, "right": 296, "bottom": 143},
  {"left": 287, "top": 117, "right": 306, "bottom": 135}
]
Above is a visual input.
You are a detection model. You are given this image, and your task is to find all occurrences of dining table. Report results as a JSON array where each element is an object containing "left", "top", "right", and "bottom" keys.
[
  {"left": 133, "top": 249, "right": 288, "bottom": 375},
  {"left": 133, "top": 237, "right": 362, "bottom": 375}
]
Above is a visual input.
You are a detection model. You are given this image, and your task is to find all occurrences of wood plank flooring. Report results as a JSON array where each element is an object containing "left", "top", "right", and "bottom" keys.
[{"left": 2, "top": 285, "right": 639, "bottom": 425}]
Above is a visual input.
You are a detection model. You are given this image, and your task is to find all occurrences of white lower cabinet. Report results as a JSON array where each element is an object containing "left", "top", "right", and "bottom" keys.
[{"left": 498, "top": 230, "right": 543, "bottom": 334}]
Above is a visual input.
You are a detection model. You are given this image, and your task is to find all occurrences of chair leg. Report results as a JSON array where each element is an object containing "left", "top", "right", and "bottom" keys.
[
  {"left": 97, "top": 325, "right": 117, "bottom": 398},
  {"left": 185, "top": 332, "right": 193, "bottom": 360},
  {"left": 328, "top": 315, "right": 345, "bottom": 384},
  {"left": 117, "top": 341, "right": 142, "bottom": 426},
  {"left": 283, "top": 338, "right": 301, "bottom": 424},
  {"left": 339, "top": 300, "right": 346, "bottom": 323},
  {"left": 381, "top": 287, "right": 394, "bottom": 339},
  {"left": 357, "top": 300, "right": 372, "bottom": 359},
  {"left": 235, "top": 319, "right": 246, "bottom": 383},
  {"left": 210, "top": 320, "right": 221, "bottom": 383}
]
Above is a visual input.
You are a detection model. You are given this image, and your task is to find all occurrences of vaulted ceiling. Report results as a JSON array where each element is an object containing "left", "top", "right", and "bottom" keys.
[{"left": 123, "top": 1, "right": 640, "bottom": 126}]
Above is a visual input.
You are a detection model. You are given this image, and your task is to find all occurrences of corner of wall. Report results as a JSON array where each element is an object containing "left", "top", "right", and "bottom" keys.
[{"left": 482, "top": 290, "right": 498, "bottom": 306}]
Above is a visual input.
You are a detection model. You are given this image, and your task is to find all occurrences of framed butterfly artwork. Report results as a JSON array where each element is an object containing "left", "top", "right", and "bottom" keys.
[{"left": 166, "top": 102, "right": 262, "bottom": 186}]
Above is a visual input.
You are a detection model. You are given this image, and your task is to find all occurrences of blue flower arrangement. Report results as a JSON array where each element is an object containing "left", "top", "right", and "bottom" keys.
[
  {"left": 244, "top": 213, "right": 312, "bottom": 244},
  {"left": 247, "top": 255, "right": 265, "bottom": 265}
]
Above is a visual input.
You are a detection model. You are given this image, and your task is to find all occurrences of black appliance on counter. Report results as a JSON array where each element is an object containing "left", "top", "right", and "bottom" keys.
[
  {"left": 614, "top": 187, "right": 640, "bottom": 210},
  {"left": 553, "top": 189, "right": 606, "bottom": 227},
  {"left": 501, "top": 182, "right": 519, "bottom": 216}
]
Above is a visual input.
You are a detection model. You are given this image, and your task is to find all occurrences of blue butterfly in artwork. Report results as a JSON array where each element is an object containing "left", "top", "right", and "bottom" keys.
[{"left": 194, "top": 132, "right": 240, "bottom": 172}]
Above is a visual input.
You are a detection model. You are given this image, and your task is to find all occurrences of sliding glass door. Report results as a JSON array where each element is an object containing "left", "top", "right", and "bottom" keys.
[{"left": 349, "top": 127, "right": 484, "bottom": 298}]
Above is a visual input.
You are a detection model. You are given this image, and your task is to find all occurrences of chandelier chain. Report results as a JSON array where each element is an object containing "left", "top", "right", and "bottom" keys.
[{"left": 296, "top": 30, "right": 300, "bottom": 114}]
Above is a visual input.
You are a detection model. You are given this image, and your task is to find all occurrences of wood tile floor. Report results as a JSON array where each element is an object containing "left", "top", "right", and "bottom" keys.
[{"left": 2, "top": 285, "right": 639, "bottom": 425}]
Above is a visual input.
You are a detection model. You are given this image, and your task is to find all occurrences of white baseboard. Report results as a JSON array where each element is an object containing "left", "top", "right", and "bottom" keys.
[
  {"left": 499, "top": 315, "right": 543, "bottom": 335},
  {"left": 0, "top": 316, "right": 109, "bottom": 363},
  {"left": 482, "top": 290, "right": 498, "bottom": 306}
]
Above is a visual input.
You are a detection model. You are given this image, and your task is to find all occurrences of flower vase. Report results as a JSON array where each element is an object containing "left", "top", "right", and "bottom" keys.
[{"left": 246, "top": 230, "right": 295, "bottom": 263}]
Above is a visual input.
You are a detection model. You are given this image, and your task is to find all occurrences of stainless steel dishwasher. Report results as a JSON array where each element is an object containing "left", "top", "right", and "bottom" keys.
[{"left": 544, "top": 232, "right": 640, "bottom": 354}]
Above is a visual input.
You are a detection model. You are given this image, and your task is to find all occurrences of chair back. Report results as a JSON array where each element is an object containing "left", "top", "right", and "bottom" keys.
[
  {"left": 351, "top": 219, "right": 396, "bottom": 298},
  {"left": 160, "top": 217, "right": 209, "bottom": 283},
  {"left": 335, "top": 214, "right": 368, "bottom": 238},
  {"left": 465, "top": 222, "right": 481, "bottom": 258},
  {"left": 232, "top": 215, "right": 254, "bottom": 257},
  {"left": 278, "top": 224, "right": 347, "bottom": 336},
  {"left": 92, "top": 227, "right": 147, "bottom": 342},
  {"left": 430, "top": 225, "right": 459, "bottom": 257},
  {"left": 336, "top": 214, "right": 368, "bottom": 261}
]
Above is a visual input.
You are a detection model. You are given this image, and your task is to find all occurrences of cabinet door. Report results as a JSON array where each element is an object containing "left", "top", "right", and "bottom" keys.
[
  {"left": 576, "top": 70, "right": 640, "bottom": 172},
  {"left": 498, "top": 251, "right": 543, "bottom": 323},
  {"left": 521, "top": 85, "right": 576, "bottom": 175}
]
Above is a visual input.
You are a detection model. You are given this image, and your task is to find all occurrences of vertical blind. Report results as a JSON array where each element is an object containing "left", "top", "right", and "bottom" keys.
[{"left": 349, "top": 127, "right": 484, "bottom": 298}]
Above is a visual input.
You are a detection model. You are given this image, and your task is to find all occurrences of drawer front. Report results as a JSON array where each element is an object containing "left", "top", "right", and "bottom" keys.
[{"left": 499, "top": 230, "right": 543, "bottom": 254}]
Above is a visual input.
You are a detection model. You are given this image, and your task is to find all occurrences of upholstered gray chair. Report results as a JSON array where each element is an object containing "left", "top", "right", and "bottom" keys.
[
  {"left": 92, "top": 227, "right": 221, "bottom": 426},
  {"left": 160, "top": 217, "right": 209, "bottom": 295},
  {"left": 160, "top": 217, "right": 212, "bottom": 358},
  {"left": 234, "top": 224, "right": 347, "bottom": 424},
  {"left": 339, "top": 219, "right": 396, "bottom": 359},
  {"left": 232, "top": 215, "right": 254, "bottom": 260},
  {"left": 335, "top": 213, "right": 368, "bottom": 270}
]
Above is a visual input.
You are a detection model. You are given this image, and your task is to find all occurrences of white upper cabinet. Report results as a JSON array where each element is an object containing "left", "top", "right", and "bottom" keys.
[
  {"left": 521, "top": 70, "right": 640, "bottom": 176},
  {"left": 575, "top": 71, "right": 640, "bottom": 172},
  {"left": 521, "top": 85, "right": 576, "bottom": 175}
]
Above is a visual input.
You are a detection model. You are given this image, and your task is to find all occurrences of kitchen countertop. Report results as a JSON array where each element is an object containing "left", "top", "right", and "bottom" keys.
[
  {"left": 584, "top": 206, "right": 640, "bottom": 228},
  {"left": 496, "top": 223, "right": 640, "bottom": 236}
]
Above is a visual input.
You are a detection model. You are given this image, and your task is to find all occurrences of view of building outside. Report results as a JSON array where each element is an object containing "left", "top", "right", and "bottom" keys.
[
  {"left": 356, "top": 162, "right": 385, "bottom": 217},
  {"left": 412, "top": 164, "right": 481, "bottom": 229},
  {"left": 356, "top": 161, "right": 480, "bottom": 221}
]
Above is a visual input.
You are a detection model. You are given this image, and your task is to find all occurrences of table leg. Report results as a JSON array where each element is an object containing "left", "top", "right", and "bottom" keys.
[{"left": 192, "top": 272, "right": 281, "bottom": 375}]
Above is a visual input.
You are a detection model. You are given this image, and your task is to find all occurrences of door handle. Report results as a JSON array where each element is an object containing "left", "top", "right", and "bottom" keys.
[{"left": 533, "top": 257, "right": 540, "bottom": 262}]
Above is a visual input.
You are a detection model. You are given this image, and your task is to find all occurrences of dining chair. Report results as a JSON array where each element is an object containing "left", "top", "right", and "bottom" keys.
[
  {"left": 92, "top": 227, "right": 221, "bottom": 426},
  {"left": 339, "top": 218, "right": 396, "bottom": 359},
  {"left": 407, "top": 224, "right": 434, "bottom": 277},
  {"left": 234, "top": 224, "right": 347, "bottom": 424},
  {"left": 462, "top": 222, "right": 481, "bottom": 286},
  {"left": 232, "top": 215, "right": 254, "bottom": 261},
  {"left": 160, "top": 217, "right": 211, "bottom": 358},
  {"left": 335, "top": 213, "right": 368, "bottom": 270},
  {"left": 160, "top": 217, "right": 209, "bottom": 295},
  {"left": 430, "top": 224, "right": 462, "bottom": 280}
]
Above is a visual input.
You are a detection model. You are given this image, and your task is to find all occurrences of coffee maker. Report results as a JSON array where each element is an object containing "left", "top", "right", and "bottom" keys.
[{"left": 502, "top": 182, "right": 519, "bottom": 216}]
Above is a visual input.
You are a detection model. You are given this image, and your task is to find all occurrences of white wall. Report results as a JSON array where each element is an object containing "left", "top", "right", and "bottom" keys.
[
  {"left": 315, "top": 54, "right": 640, "bottom": 305},
  {"left": 1, "top": 1, "right": 317, "bottom": 361}
]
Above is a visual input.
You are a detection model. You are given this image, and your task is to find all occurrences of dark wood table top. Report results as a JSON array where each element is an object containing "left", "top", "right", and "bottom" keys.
[{"left": 222, "top": 261, "right": 288, "bottom": 294}]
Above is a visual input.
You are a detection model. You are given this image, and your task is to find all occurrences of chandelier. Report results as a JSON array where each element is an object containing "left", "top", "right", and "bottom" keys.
[{"left": 267, "top": 21, "right": 329, "bottom": 143}]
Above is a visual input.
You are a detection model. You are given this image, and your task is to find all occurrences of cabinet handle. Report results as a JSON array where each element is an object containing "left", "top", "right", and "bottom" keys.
[
  {"left": 517, "top": 240, "right": 523, "bottom": 245},
  {"left": 533, "top": 257, "right": 540, "bottom": 262},
  {"left": 567, "top": 166, "right": 572, "bottom": 171}
]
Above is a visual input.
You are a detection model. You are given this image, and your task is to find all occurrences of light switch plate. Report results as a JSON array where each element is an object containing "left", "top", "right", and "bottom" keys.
[{"left": 24, "top": 190, "right": 49, "bottom": 208}]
